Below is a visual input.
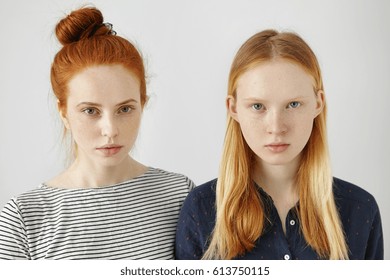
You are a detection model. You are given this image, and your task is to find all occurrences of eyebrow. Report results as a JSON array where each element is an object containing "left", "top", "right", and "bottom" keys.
[
  {"left": 77, "top": 98, "right": 138, "bottom": 108},
  {"left": 242, "top": 96, "right": 310, "bottom": 102}
]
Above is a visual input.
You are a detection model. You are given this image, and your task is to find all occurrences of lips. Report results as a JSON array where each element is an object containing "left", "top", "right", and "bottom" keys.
[
  {"left": 265, "top": 143, "right": 290, "bottom": 153},
  {"left": 96, "top": 145, "right": 123, "bottom": 156}
]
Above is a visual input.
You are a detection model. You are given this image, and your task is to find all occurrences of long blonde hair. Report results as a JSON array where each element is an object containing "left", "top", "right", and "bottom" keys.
[{"left": 203, "top": 30, "right": 348, "bottom": 260}]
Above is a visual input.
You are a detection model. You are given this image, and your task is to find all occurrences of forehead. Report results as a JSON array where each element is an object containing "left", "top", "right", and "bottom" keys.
[
  {"left": 67, "top": 64, "right": 140, "bottom": 104},
  {"left": 236, "top": 59, "right": 315, "bottom": 100}
]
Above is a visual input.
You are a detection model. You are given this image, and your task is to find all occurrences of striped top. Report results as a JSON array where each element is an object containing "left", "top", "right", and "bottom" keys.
[{"left": 0, "top": 167, "right": 194, "bottom": 260}]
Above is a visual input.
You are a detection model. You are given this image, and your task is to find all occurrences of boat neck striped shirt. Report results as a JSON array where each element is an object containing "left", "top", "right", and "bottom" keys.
[{"left": 0, "top": 167, "right": 194, "bottom": 260}]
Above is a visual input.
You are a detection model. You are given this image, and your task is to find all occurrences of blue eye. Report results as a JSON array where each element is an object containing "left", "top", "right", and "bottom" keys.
[
  {"left": 252, "top": 103, "right": 264, "bottom": 111},
  {"left": 288, "top": 101, "right": 301, "bottom": 109}
]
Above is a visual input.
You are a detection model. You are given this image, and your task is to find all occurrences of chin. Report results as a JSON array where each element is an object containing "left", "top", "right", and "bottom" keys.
[
  {"left": 264, "top": 160, "right": 291, "bottom": 166},
  {"left": 259, "top": 154, "right": 298, "bottom": 166},
  {"left": 97, "top": 155, "right": 129, "bottom": 167}
]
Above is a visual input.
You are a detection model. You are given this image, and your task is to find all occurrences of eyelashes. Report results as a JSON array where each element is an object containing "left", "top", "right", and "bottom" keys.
[
  {"left": 118, "top": 105, "right": 132, "bottom": 113},
  {"left": 81, "top": 105, "right": 135, "bottom": 116},
  {"left": 287, "top": 101, "right": 301, "bottom": 109},
  {"left": 82, "top": 107, "right": 99, "bottom": 115},
  {"left": 252, "top": 103, "right": 264, "bottom": 111},
  {"left": 251, "top": 101, "right": 302, "bottom": 111}
]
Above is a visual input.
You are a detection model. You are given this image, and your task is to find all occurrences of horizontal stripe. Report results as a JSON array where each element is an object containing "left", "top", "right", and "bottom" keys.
[{"left": 0, "top": 167, "right": 194, "bottom": 259}]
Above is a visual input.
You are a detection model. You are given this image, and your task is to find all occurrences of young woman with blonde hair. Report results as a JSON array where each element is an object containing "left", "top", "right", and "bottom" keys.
[
  {"left": 175, "top": 29, "right": 383, "bottom": 260},
  {"left": 0, "top": 6, "right": 194, "bottom": 259}
]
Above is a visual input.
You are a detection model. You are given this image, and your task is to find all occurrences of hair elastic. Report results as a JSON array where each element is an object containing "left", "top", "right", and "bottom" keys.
[
  {"left": 88, "top": 22, "right": 116, "bottom": 38},
  {"left": 103, "top": 22, "right": 117, "bottom": 35}
]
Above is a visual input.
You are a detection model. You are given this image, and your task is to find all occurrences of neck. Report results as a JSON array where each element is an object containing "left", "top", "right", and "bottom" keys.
[
  {"left": 65, "top": 155, "right": 146, "bottom": 188},
  {"left": 253, "top": 156, "right": 301, "bottom": 199},
  {"left": 253, "top": 156, "right": 301, "bottom": 234}
]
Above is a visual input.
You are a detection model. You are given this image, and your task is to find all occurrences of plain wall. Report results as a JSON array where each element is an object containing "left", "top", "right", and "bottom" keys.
[{"left": 0, "top": 0, "right": 389, "bottom": 259}]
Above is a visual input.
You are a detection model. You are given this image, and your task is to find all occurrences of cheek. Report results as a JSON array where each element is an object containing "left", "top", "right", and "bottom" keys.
[
  {"left": 236, "top": 107, "right": 263, "bottom": 135},
  {"left": 238, "top": 118, "right": 264, "bottom": 148},
  {"left": 294, "top": 115, "right": 315, "bottom": 145},
  {"left": 119, "top": 114, "right": 142, "bottom": 140},
  {"left": 69, "top": 118, "right": 98, "bottom": 143},
  {"left": 236, "top": 109, "right": 261, "bottom": 132}
]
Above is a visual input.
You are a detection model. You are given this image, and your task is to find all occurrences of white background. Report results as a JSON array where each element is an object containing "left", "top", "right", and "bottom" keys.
[
  {"left": 0, "top": 260, "right": 388, "bottom": 279},
  {"left": 0, "top": 0, "right": 389, "bottom": 259}
]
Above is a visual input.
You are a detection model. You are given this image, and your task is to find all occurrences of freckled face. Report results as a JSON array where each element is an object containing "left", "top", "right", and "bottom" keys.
[
  {"left": 61, "top": 64, "right": 142, "bottom": 166},
  {"left": 228, "top": 59, "right": 324, "bottom": 167}
]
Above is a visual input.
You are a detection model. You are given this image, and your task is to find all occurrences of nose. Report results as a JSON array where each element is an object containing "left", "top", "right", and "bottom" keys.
[
  {"left": 265, "top": 110, "right": 287, "bottom": 135},
  {"left": 100, "top": 115, "right": 119, "bottom": 139}
]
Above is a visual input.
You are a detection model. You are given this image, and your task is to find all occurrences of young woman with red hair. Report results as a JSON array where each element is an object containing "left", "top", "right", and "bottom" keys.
[
  {"left": 0, "top": 7, "right": 194, "bottom": 260},
  {"left": 175, "top": 30, "right": 383, "bottom": 260}
]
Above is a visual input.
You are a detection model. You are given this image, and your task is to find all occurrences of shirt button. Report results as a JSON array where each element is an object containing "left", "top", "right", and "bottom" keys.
[
  {"left": 290, "top": 220, "right": 295, "bottom": 226},
  {"left": 284, "top": 254, "right": 290, "bottom": 260}
]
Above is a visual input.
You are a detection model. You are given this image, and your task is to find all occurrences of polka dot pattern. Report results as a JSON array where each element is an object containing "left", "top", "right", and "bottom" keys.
[{"left": 175, "top": 178, "right": 383, "bottom": 260}]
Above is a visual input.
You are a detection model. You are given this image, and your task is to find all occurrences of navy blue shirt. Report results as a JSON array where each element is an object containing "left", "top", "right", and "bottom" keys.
[{"left": 175, "top": 178, "right": 383, "bottom": 260}]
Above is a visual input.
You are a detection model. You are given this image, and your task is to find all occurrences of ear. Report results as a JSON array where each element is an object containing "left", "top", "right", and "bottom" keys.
[
  {"left": 57, "top": 100, "right": 70, "bottom": 130},
  {"left": 226, "top": 95, "right": 239, "bottom": 122},
  {"left": 314, "top": 90, "right": 325, "bottom": 117}
]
